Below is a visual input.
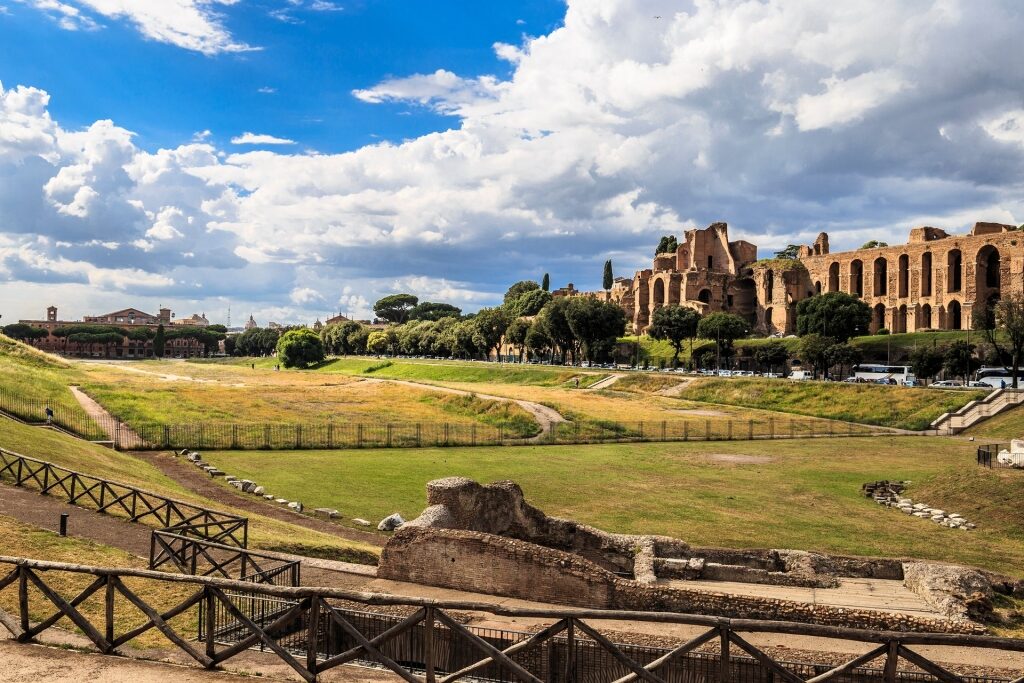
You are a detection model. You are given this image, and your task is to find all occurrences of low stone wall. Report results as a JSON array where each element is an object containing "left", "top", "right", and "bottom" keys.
[{"left": 380, "top": 527, "right": 982, "bottom": 634}]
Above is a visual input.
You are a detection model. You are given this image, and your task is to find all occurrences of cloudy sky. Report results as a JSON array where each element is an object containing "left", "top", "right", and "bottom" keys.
[{"left": 2, "top": 0, "right": 1024, "bottom": 326}]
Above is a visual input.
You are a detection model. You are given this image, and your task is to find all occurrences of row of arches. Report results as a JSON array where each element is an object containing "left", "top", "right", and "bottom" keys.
[
  {"left": 823, "top": 246, "right": 1001, "bottom": 300},
  {"left": 870, "top": 301, "right": 964, "bottom": 333}
]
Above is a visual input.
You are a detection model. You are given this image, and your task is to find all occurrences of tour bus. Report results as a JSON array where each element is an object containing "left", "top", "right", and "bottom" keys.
[
  {"left": 852, "top": 364, "right": 916, "bottom": 385},
  {"left": 975, "top": 367, "right": 1024, "bottom": 388}
]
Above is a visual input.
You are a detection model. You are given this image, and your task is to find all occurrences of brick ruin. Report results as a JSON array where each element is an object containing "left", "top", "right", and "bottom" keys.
[
  {"left": 577, "top": 220, "right": 1024, "bottom": 336},
  {"left": 379, "top": 478, "right": 1023, "bottom": 634}
]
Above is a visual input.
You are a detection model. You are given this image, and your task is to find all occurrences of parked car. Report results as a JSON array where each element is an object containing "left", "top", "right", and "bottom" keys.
[
  {"left": 966, "top": 381, "right": 992, "bottom": 388},
  {"left": 788, "top": 370, "right": 811, "bottom": 381},
  {"left": 931, "top": 380, "right": 963, "bottom": 388}
]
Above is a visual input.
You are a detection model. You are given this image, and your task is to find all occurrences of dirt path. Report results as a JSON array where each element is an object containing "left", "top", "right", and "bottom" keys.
[
  {"left": 77, "top": 360, "right": 247, "bottom": 387},
  {"left": 130, "top": 450, "right": 384, "bottom": 548},
  {"left": 68, "top": 386, "right": 145, "bottom": 449},
  {"left": 585, "top": 373, "right": 624, "bottom": 390}
]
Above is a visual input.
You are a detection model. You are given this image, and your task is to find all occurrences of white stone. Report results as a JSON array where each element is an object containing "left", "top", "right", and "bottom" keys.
[
  {"left": 378, "top": 513, "right": 406, "bottom": 532},
  {"left": 930, "top": 509, "right": 945, "bottom": 517},
  {"left": 352, "top": 518, "right": 371, "bottom": 526},
  {"left": 287, "top": 501, "right": 304, "bottom": 513},
  {"left": 252, "top": 486, "right": 264, "bottom": 495},
  {"left": 275, "top": 498, "right": 288, "bottom": 504}
]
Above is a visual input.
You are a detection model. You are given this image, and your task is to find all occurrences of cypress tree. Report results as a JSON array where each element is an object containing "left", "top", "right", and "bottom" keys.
[
  {"left": 603, "top": 259, "right": 613, "bottom": 291},
  {"left": 541, "top": 273, "right": 550, "bottom": 291},
  {"left": 154, "top": 324, "right": 165, "bottom": 358}
]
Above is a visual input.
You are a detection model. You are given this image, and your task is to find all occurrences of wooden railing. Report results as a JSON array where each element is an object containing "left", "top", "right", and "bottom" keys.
[
  {"left": 150, "top": 530, "right": 300, "bottom": 586},
  {"left": 0, "top": 447, "right": 248, "bottom": 548},
  {"left": 0, "top": 556, "right": 1022, "bottom": 683}
]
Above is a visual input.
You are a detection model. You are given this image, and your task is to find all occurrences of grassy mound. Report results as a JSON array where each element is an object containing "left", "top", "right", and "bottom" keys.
[
  {"left": 675, "top": 378, "right": 983, "bottom": 430},
  {"left": 964, "top": 404, "right": 1024, "bottom": 440},
  {"left": 422, "top": 394, "right": 540, "bottom": 438}
]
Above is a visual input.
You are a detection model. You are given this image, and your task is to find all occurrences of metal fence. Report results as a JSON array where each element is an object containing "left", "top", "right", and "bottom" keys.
[
  {"left": 976, "top": 443, "right": 1024, "bottom": 469},
  {"left": 0, "top": 387, "right": 108, "bottom": 441}
]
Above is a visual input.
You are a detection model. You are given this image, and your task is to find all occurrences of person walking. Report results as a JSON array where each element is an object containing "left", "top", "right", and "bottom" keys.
[
  {"left": 44, "top": 405, "right": 53, "bottom": 424},
  {"left": 574, "top": 377, "right": 580, "bottom": 389}
]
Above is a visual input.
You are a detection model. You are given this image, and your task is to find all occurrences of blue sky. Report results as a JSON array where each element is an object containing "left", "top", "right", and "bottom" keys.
[{"left": 2, "top": 1, "right": 1024, "bottom": 327}]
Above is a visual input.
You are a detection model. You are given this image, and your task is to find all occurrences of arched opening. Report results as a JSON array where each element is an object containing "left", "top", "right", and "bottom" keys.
[
  {"left": 850, "top": 260, "right": 863, "bottom": 297},
  {"left": 947, "top": 249, "right": 962, "bottom": 293},
  {"left": 977, "top": 245, "right": 1001, "bottom": 294},
  {"left": 979, "top": 292, "right": 1000, "bottom": 330},
  {"left": 653, "top": 279, "right": 666, "bottom": 307},
  {"left": 895, "top": 305, "right": 907, "bottom": 334},
  {"left": 948, "top": 300, "right": 962, "bottom": 330},
  {"left": 814, "top": 281, "right": 822, "bottom": 295},
  {"left": 898, "top": 254, "right": 909, "bottom": 298},
  {"left": 765, "top": 270, "right": 774, "bottom": 302},
  {"left": 921, "top": 252, "right": 932, "bottom": 296},
  {"left": 828, "top": 262, "right": 840, "bottom": 292},
  {"left": 920, "top": 304, "right": 932, "bottom": 330},
  {"left": 733, "top": 279, "right": 758, "bottom": 325},
  {"left": 697, "top": 289, "right": 711, "bottom": 304},
  {"left": 764, "top": 306, "right": 775, "bottom": 334},
  {"left": 872, "top": 303, "right": 886, "bottom": 333},
  {"left": 873, "top": 257, "right": 888, "bottom": 297}
]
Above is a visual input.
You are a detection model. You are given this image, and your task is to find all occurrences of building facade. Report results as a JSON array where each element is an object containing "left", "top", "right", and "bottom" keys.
[
  {"left": 19, "top": 306, "right": 207, "bottom": 359},
  {"left": 577, "top": 220, "right": 1022, "bottom": 336}
]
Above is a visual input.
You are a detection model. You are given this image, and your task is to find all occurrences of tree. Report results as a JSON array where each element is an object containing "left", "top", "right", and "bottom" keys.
[
  {"left": 505, "top": 288, "right": 551, "bottom": 317},
  {"left": 536, "top": 297, "right": 577, "bottom": 363},
  {"left": 366, "top": 330, "right": 390, "bottom": 355},
  {"left": 541, "top": 273, "right": 550, "bottom": 292},
  {"left": 410, "top": 301, "right": 462, "bottom": 321},
  {"left": 825, "top": 342, "right": 862, "bottom": 379},
  {"left": 860, "top": 240, "right": 889, "bottom": 249},
  {"left": 799, "top": 334, "right": 835, "bottom": 379},
  {"left": 648, "top": 305, "right": 700, "bottom": 367},
  {"left": 696, "top": 312, "right": 750, "bottom": 368},
  {"left": 473, "top": 307, "right": 511, "bottom": 360},
  {"left": 321, "top": 320, "right": 365, "bottom": 355},
  {"left": 153, "top": 324, "right": 166, "bottom": 358},
  {"left": 1, "top": 323, "right": 47, "bottom": 340},
  {"left": 525, "top": 323, "right": 551, "bottom": 359},
  {"left": 795, "top": 292, "right": 871, "bottom": 342},
  {"left": 505, "top": 318, "right": 531, "bottom": 362},
  {"left": 235, "top": 327, "right": 280, "bottom": 356},
  {"left": 223, "top": 336, "right": 236, "bottom": 356},
  {"left": 373, "top": 294, "right": 419, "bottom": 324},
  {"left": 276, "top": 328, "right": 325, "bottom": 368},
  {"left": 602, "top": 260, "right": 613, "bottom": 291},
  {"left": 909, "top": 345, "right": 943, "bottom": 384},
  {"left": 943, "top": 340, "right": 980, "bottom": 381},
  {"left": 773, "top": 244, "right": 801, "bottom": 260},
  {"left": 753, "top": 341, "right": 789, "bottom": 374},
  {"left": 565, "top": 297, "right": 627, "bottom": 363},
  {"left": 503, "top": 280, "right": 540, "bottom": 304},
  {"left": 655, "top": 235, "right": 678, "bottom": 255},
  {"left": 976, "top": 292, "right": 1024, "bottom": 388}
]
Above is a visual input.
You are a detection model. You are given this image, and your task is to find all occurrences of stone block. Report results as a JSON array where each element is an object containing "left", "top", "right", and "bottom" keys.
[{"left": 314, "top": 508, "right": 339, "bottom": 519}]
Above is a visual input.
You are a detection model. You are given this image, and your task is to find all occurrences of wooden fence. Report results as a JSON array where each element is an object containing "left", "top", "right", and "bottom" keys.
[
  {"left": 0, "top": 446, "right": 248, "bottom": 548},
  {"left": 150, "top": 530, "right": 300, "bottom": 586},
  {"left": 0, "top": 556, "right": 1022, "bottom": 683}
]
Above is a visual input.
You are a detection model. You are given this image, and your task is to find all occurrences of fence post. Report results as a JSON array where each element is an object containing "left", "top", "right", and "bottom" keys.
[
  {"left": 295, "top": 425, "right": 302, "bottom": 449},
  {"left": 768, "top": 418, "right": 774, "bottom": 439},
  {"left": 358, "top": 424, "right": 364, "bottom": 448},
  {"left": 417, "top": 423, "right": 423, "bottom": 447},
  {"left": 564, "top": 617, "right": 576, "bottom": 683},
  {"left": 204, "top": 586, "right": 216, "bottom": 661},
  {"left": 471, "top": 424, "right": 476, "bottom": 447},
  {"left": 638, "top": 421, "right": 644, "bottom": 441},
  {"left": 706, "top": 420, "right": 711, "bottom": 441},
  {"left": 719, "top": 626, "right": 730, "bottom": 683},
  {"left": 19, "top": 566, "right": 29, "bottom": 634},
  {"left": 306, "top": 596, "right": 320, "bottom": 677},
  {"left": 683, "top": 421, "right": 689, "bottom": 441},
  {"left": 104, "top": 575, "right": 115, "bottom": 645},
  {"left": 748, "top": 420, "right": 754, "bottom": 440},
  {"left": 662, "top": 420, "right": 667, "bottom": 441},
  {"left": 264, "top": 425, "right": 270, "bottom": 449},
  {"left": 727, "top": 420, "right": 733, "bottom": 440},
  {"left": 327, "top": 423, "right": 334, "bottom": 449},
  {"left": 789, "top": 419, "right": 795, "bottom": 439},
  {"left": 424, "top": 606, "right": 436, "bottom": 683},
  {"left": 231, "top": 425, "right": 238, "bottom": 449},
  {"left": 386, "top": 424, "right": 393, "bottom": 448}
]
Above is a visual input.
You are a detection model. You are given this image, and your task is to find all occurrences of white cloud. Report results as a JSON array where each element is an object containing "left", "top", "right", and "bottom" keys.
[
  {"left": 230, "top": 132, "right": 296, "bottom": 145},
  {"left": 257, "top": 86, "right": 276, "bottom": 94},
  {"left": 310, "top": 1, "right": 342, "bottom": 10},
  {"left": 28, "top": 0, "right": 253, "bottom": 54},
  {"left": 289, "top": 286, "right": 323, "bottom": 305},
  {"left": 983, "top": 109, "right": 1024, "bottom": 147}
]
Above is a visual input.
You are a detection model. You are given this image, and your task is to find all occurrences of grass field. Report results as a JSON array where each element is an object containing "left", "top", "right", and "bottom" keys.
[
  {"left": 309, "top": 356, "right": 609, "bottom": 387},
  {"left": 964, "top": 404, "right": 1024, "bottom": 440},
  {"left": 0, "top": 513, "right": 201, "bottom": 649},
  {"left": 0, "top": 417, "right": 378, "bottom": 561},
  {"left": 200, "top": 435, "right": 1024, "bottom": 576},
  {"left": 675, "top": 378, "right": 983, "bottom": 430},
  {"left": 74, "top": 360, "right": 538, "bottom": 434}
]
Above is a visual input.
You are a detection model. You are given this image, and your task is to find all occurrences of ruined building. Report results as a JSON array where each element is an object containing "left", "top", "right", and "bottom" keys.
[{"left": 578, "top": 221, "right": 1023, "bottom": 336}]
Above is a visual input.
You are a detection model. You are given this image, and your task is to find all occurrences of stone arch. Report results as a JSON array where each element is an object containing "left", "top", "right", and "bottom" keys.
[
  {"left": 947, "top": 249, "right": 962, "bottom": 293},
  {"left": 764, "top": 306, "right": 775, "bottom": 333},
  {"left": 814, "top": 281, "right": 822, "bottom": 295},
  {"left": 948, "top": 300, "right": 962, "bottom": 330},
  {"left": 765, "top": 270, "right": 774, "bottom": 302},
  {"left": 873, "top": 256, "right": 888, "bottom": 297},
  {"left": 733, "top": 278, "right": 758, "bottom": 325},
  {"left": 828, "top": 262, "right": 840, "bottom": 292},
  {"left": 850, "top": 259, "right": 863, "bottom": 297},
  {"left": 977, "top": 245, "right": 1001, "bottom": 304},
  {"left": 898, "top": 254, "right": 909, "bottom": 298},
  {"left": 920, "top": 303, "right": 932, "bottom": 330},
  {"left": 872, "top": 303, "right": 886, "bottom": 333},
  {"left": 697, "top": 288, "right": 711, "bottom": 304},
  {"left": 653, "top": 278, "right": 666, "bottom": 307},
  {"left": 921, "top": 252, "right": 932, "bottom": 296},
  {"left": 894, "top": 304, "right": 907, "bottom": 334}
]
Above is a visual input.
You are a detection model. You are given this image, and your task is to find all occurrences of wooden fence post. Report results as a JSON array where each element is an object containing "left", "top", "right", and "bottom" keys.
[
  {"left": 719, "top": 626, "right": 730, "bottom": 683},
  {"left": 424, "top": 606, "right": 436, "bottom": 683},
  {"left": 564, "top": 617, "right": 576, "bottom": 683},
  {"left": 748, "top": 420, "right": 754, "bottom": 440}
]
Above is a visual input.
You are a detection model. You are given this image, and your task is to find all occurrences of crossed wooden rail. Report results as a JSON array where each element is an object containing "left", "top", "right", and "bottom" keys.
[
  {"left": 1, "top": 556, "right": 1022, "bottom": 683},
  {"left": 150, "top": 530, "right": 300, "bottom": 586}
]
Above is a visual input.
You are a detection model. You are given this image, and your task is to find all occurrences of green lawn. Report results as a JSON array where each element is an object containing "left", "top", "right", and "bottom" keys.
[
  {"left": 306, "top": 356, "right": 609, "bottom": 387},
  {"left": 201, "top": 435, "right": 1024, "bottom": 575},
  {"left": 964, "top": 404, "right": 1024, "bottom": 440},
  {"left": 675, "top": 378, "right": 983, "bottom": 430}
]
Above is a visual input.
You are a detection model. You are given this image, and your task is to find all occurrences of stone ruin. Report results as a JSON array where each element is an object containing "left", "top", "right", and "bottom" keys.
[
  {"left": 379, "top": 477, "right": 1024, "bottom": 634},
  {"left": 863, "top": 481, "right": 976, "bottom": 530}
]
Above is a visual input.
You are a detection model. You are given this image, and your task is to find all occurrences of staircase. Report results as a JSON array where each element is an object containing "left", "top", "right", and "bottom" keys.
[{"left": 930, "top": 388, "right": 1024, "bottom": 434}]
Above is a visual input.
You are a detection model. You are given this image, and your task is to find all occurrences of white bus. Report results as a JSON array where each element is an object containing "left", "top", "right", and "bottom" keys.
[
  {"left": 852, "top": 364, "right": 915, "bottom": 385},
  {"left": 975, "top": 367, "right": 1024, "bottom": 388}
]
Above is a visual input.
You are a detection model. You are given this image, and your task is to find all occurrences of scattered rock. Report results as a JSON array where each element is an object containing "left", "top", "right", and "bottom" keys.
[
  {"left": 263, "top": 494, "right": 274, "bottom": 500},
  {"left": 275, "top": 498, "right": 288, "bottom": 504},
  {"left": 378, "top": 513, "right": 406, "bottom": 532},
  {"left": 353, "top": 518, "right": 371, "bottom": 526},
  {"left": 287, "top": 501, "right": 304, "bottom": 513},
  {"left": 253, "top": 485, "right": 264, "bottom": 495},
  {"left": 314, "top": 508, "right": 339, "bottom": 519}
]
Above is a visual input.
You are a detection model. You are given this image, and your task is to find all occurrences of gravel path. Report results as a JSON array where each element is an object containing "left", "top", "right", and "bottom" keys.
[
  {"left": 68, "top": 386, "right": 145, "bottom": 449},
  {"left": 585, "top": 373, "right": 624, "bottom": 390}
]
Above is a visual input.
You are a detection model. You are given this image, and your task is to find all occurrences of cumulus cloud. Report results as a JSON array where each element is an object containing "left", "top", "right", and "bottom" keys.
[
  {"left": 26, "top": 0, "right": 253, "bottom": 54},
  {"left": 5, "top": 0, "right": 1024, "bottom": 324},
  {"left": 230, "top": 132, "right": 296, "bottom": 145}
]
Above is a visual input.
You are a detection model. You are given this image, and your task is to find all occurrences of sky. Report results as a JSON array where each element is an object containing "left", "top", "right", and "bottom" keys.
[{"left": 2, "top": 0, "right": 1024, "bottom": 326}]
